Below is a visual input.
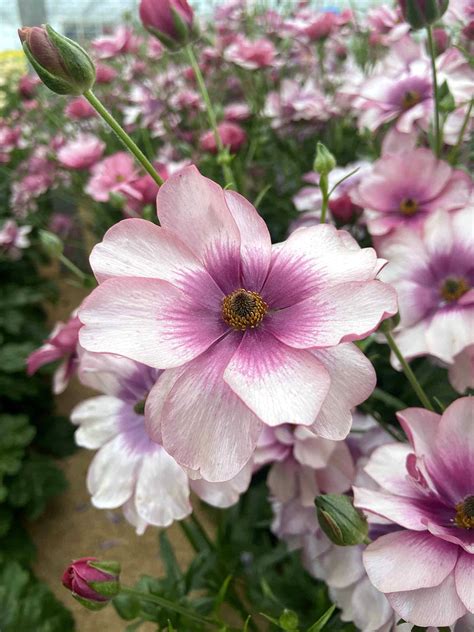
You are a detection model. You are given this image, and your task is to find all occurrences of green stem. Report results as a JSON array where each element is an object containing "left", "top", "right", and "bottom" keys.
[
  {"left": 426, "top": 26, "right": 442, "bottom": 157},
  {"left": 58, "top": 253, "right": 87, "bottom": 282},
  {"left": 120, "top": 587, "right": 226, "bottom": 629},
  {"left": 384, "top": 330, "right": 434, "bottom": 411},
  {"left": 83, "top": 90, "right": 164, "bottom": 187},
  {"left": 185, "top": 45, "right": 235, "bottom": 188},
  {"left": 320, "top": 173, "right": 329, "bottom": 223},
  {"left": 448, "top": 99, "right": 473, "bottom": 164},
  {"left": 371, "top": 387, "right": 408, "bottom": 412}
]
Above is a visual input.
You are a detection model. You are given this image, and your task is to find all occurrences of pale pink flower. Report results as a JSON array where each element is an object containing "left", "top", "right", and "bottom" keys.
[
  {"left": 27, "top": 315, "right": 82, "bottom": 394},
  {"left": 65, "top": 97, "right": 96, "bottom": 120},
  {"left": 91, "top": 26, "right": 141, "bottom": 59},
  {"left": 95, "top": 63, "right": 118, "bottom": 84},
  {"left": 57, "top": 134, "right": 105, "bottom": 170},
  {"left": 223, "top": 102, "right": 251, "bottom": 122},
  {"left": 284, "top": 8, "right": 351, "bottom": 41},
  {"left": 18, "top": 74, "right": 40, "bottom": 99},
  {"left": 354, "top": 398, "right": 474, "bottom": 628},
  {"left": 0, "top": 219, "right": 31, "bottom": 260},
  {"left": 378, "top": 207, "right": 474, "bottom": 365},
  {"left": 71, "top": 351, "right": 250, "bottom": 533},
  {"left": 224, "top": 35, "right": 276, "bottom": 69},
  {"left": 366, "top": 5, "right": 410, "bottom": 46},
  {"left": 264, "top": 79, "right": 333, "bottom": 129},
  {"left": 200, "top": 122, "right": 247, "bottom": 154},
  {"left": 85, "top": 152, "right": 139, "bottom": 203},
  {"left": 449, "top": 346, "right": 474, "bottom": 394},
  {"left": 353, "top": 149, "right": 472, "bottom": 236},
  {"left": 78, "top": 165, "right": 397, "bottom": 481}
]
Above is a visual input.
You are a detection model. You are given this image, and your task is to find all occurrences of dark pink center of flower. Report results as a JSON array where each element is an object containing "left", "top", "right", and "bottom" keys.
[
  {"left": 222, "top": 289, "right": 268, "bottom": 331},
  {"left": 440, "top": 277, "right": 470, "bottom": 302},
  {"left": 399, "top": 197, "right": 419, "bottom": 216},
  {"left": 401, "top": 90, "right": 421, "bottom": 109},
  {"left": 455, "top": 495, "right": 474, "bottom": 529}
]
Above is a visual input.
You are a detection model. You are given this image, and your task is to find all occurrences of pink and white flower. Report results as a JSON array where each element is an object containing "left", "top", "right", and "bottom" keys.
[
  {"left": 378, "top": 207, "right": 474, "bottom": 366},
  {"left": 27, "top": 315, "right": 82, "bottom": 393},
  {"left": 354, "top": 398, "right": 474, "bottom": 628},
  {"left": 224, "top": 35, "right": 276, "bottom": 69},
  {"left": 78, "top": 166, "right": 396, "bottom": 482},
  {"left": 92, "top": 26, "right": 140, "bottom": 59},
  {"left": 71, "top": 351, "right": 250, "bottom": 533},
  {"left": 0, "top": 219, "right": 31, "bottom": 260},
  {"left": 449, "top": 346, "right": 474, "bottom": 394},
  {"left": 85, "top": 152, "right": 139, "bottom": 203},
  {"left": 65, "top": 97, "right": 97, "bottom": 120},
  {"left": 353, "top": 149, "right": 472, "bottom": 236},
  {"left": 57, "top": 134, "right": 105, "bottom": 170},
  {"left": 200, "top": 122, "right": 247, "bottom": 154}
]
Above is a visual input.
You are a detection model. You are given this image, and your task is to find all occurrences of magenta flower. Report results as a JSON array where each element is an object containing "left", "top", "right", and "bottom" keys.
[
  {"left": 27, "top": 315, "right": 82, "bottom": 394},
  {"left": 91, "top": 26, "right": 140, "bottom": 59},
  {"left": 85, "top": 152, "right": 139, "bottom": 203},
  {"left": 64, "top": 97, "right": 96, "bottom": 120},
  {"left": 224, "top": 35, "right": 277, "bottom": 69},
  {"left": 354, "top": 397, "right": 474, "bottom": 628},
  {"left": 200, "top": 122, "right": 247, "bottom": 154},
  {"left": 378, "top": 207, "right": 474, "bottom": 365},
  {"left": 139, "top": 0, "right": 194, "bottom": 48},
  {"left": 353, "top": 149, "right": 472, "bottom": 236},
  {"left": 78, "top": 166, "right": 397, "bottom": 481},
  {"left": 57, "top": 134, "right": 105, "bottom": 170},
  {"left": 72, "top": 351, "right": 250, "bottom": 532},
  {"left": 62, "top": 557, "right": 120, "bottom": 610}
]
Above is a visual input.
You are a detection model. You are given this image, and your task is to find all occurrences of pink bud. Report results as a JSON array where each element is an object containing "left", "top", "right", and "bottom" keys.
[
  {"left": 62, "top": 557, "right": 120, "bottom": 610},
  {"left": 19, "top": 26, "right": 66, "bottom": 77},
  {"left": 432, "top": 27, "right": 449, "bottom": 54},
  {"left": 139, "top": 0, "right": 194, "bottom": 48},
  {"left": 328, "top": 193, "right": 363, "bottom": 226}
]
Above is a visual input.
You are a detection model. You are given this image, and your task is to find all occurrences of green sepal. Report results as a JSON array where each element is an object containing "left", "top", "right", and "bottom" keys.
[
  {"left": 45, "top": 25, "right": 95, "bottom": 93},
  {"left": 89, "top": 560, "right": 121, "bottom": 576},
  {"left": 72, "top": 593, "right": 108, "bottom": 611},
  {"left": 88, "top": 579, "right": 120, "bottom": 598},
  {"left": 21, "top": 43, "right": 73, "bottom": 95}
]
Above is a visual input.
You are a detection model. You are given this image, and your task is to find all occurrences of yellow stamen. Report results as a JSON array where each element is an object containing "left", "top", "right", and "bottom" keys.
[
  {"left": 402, "top": 90, "right": 421, "bottom": 110},
  {"left": 222, "top": 289, "right": 268, "bottom": 331},
  {"left": 440, "top": 277, "right": 470, "bottom": 303},
  {"left": 455, "top": 495, "right": 474, "bottom": 529},
  {"left": 399, "top": 198, "right": 419, "bottom": 216}
]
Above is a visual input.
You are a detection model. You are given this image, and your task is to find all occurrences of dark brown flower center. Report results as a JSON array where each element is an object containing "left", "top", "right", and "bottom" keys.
[
  {"left": 455, "top": 495, "right": 474, "bottom": 529},
  {"left": 440, "top": 277, "right": 470, "bottom": 303},
  {"left": 399, "top": 197, "right": 419, "bottom": 216},
  {"left": 402, "top": 90, "right": 421, "bottom": 110},
  {"left": 222, "top": 289, "right": 268, "bottom": 331},
  {"left": 133, "top": 398, "right": 146, "bottom": 415}
]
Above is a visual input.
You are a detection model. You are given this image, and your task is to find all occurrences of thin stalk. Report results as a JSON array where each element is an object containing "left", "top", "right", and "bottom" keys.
[
  {"left": 384, "top": 330, "right": 434, "bottom": 411},
  {"left": 185, "top": 45, "right": 235, "bottom": 188},
  {"left": 120, "top": 587, "right": 229, "bottom": 629},
  {"left": 448, "top": 98, "right": 473, "bottom": 164},
  {"left": 371, "top": 387, "right": 408, "bottom": 412},
  {"left": 83, "top": 90, "right": 164, "bottom": 187},
  {"left": 319, "top": 173, "right": 329, "bottom": 223},
  {"left": 426, "top": 26, "right": 442, "bottom": 157},
  {"left": 58, "top": 253, "right": 87, "bottom": 282}
]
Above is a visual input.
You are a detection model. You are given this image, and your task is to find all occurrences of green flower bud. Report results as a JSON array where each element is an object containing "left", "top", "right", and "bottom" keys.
[
  {"left": 379, "top": 312, "right": 401, "bottom": 334},
  {"left": 279, "top": 609, "right": 299, "bottom": 631},
  {"left": 39, "top": 229, "right": 63, "bottom": 257},
  {"left": 18, "top": 25, "right": 95, "bottom": 95},
  {"left": 315, "top": 494, "right": 369, "bottom": 546},
  {"left": 398, "top": 0, "right": 449, "bottom": 30},
  {"left": 313, "top": 142, "right": 336, "bottom": 176}
]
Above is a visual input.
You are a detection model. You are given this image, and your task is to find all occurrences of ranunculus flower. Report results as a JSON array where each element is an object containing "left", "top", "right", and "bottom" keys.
[
  {"left": 200, "top": 122, "right": 247, "bottom": 154},
  {"left": 65, "top": 97, "right": 96, "bottom": 120},
  {"left": 354, "top": 397, "right": 474, "bottom": 628},
  {"left": 57, "top": 134, "right": 105, "bottom": 170},
  {"left": 85, "top": 152, "right": 139, "bottom": 203},
  {"left": 62, "top": 557, "right": 120, "bottom": 610},
  {"left": 139, "top": 0, "right": 195, "bottom": 49},
  {"left": 353, "top": 149, "right": 472, "bottom": 236},
  {"left": 224, "top": 35, "right": 276, "bottom": 69},
  {"left": 78, "top": 166, "right": 397, "bottom": 482},
  {"left": 18, "top": 74, "right": 40, "bottom": 99},
  {"left": 27, "top": 314, "right": 82, "bottom": 393},
  {"left": 378, "top": 207, "right": 474, "bottom": 366},
  {"left": 71, "top": 351, "right": 251, "bottom": 533},
  {"left": 95, "top": 63, "right": 118, "bottom": 84},
  {"left": 0, "top": 219, "right": 31, "bottom": 260},
  {"left": 91, "top": 26, "right": 140, "bottom": 58}
]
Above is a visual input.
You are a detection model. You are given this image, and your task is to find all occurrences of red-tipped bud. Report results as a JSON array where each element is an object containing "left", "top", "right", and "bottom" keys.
[
  {"left": 62, "top": 557, "right": 120, "bottom": 611},
  {"left": 139, "top": 0, "right": 196, "bottom": 50}
]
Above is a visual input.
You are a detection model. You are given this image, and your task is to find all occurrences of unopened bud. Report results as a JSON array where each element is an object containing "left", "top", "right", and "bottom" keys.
[
  {"left": 62, "top": 557, "right": 120, "bottom": 611},
  {"left": 19, "top": 25, "right": 95, "bottom": 95},
  {"left": 315, "top": 494, "right": 369, "bottom": 546},
  {"left": 139, "top": 0, "right": 197, "bottom": 50},
  {"left": 398, "top": 0, "right": 449, "bottom": 30},
  {"left": 313, "top": 142, "right": 336, "bottom": 176},
  {"left": 39, "top": 229, "right": 63, "bottom": 257}
]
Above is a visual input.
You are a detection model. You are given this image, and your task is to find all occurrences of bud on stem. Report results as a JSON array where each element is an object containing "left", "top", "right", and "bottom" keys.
[{"left": 315, "top": 494, "right": 369, "bottom": 546}]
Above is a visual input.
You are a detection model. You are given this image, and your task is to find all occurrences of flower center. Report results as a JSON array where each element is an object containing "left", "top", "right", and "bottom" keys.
[
  {"left": 454, "top": 495, "right": 474, "bottom": 529},
  {"left": 440, "top": 277, "right": 470, "bottom": 303},
  {"left": 222, "top": 289, "right": 268, "bottom": 331},
  {"left": 402, "top": 90, "right": 421, "bottom": 110},
  {"left": 399, "top": 197, "right": 419, "bottom": 216},
  {"left": 133, "top": 398, "right": 146, "bottom": 415}
]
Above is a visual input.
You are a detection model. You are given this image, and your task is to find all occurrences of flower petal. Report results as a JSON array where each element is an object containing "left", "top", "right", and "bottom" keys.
[
  {"left": 364, "top": 443, "right": 416, "bottom": 497},
  {"left": 156, "top": 165, "right": 241, "bottom": 293},
  {"left": 224, "top": 190, "right": 272, "bottom": 291},
  {"left": 79, "top": 277, "right": 226, "bottom": 369},
  {"left": 455, "top": 550, "right": 474, "bottom": 612},
  {"left": 224, "top": 328, "right": 331, "bottom": 427},
  {"left": 160, "top": 334, "right": 263, "bottom": 482},
  {"left": 267, "top": 280, "right": 397, "bottom": 348},
  {"left": 363, "top": 530, "right": 459, "bottom": 593},
  {"left": 387, "top": 573, "right": 467, "bottom": 628},
  {"left": 71, "top": 396, "right": 122, "bottom": 449},
  {"left": 191, "top": 461, "right": 252, "bottom": 508}
]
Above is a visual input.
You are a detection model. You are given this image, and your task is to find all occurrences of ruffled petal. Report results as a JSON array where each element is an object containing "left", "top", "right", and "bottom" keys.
[{"left": 71, "top": 396, "right": 122, "bottom": 449}]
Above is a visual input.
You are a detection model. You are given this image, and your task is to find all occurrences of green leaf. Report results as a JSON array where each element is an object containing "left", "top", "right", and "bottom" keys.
[
  {"left": 113, "top": 593, "right": 141, "bottom": 621},
  {"left": 307, "top": 604, "right": 336, "bottom": 632},
  {"left": 0, "top": 342, "right": 36, "bottom": 372}
]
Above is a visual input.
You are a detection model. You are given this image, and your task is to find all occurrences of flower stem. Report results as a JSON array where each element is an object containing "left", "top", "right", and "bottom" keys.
[
  {"left": 120, "top": 587, "right": 230, "bottom": 629},
  {"left": 320, "top": 173, "right": 329, "bottom": 223},
  {"left": 426, "top": 26, "right": 442, "bottom": 157},
  {"left": 83, "top": 90, "right": 164, "bottom": 187},
  {"left": 58, "top": 253, "right": 87, "bottom": 282},
  {"left": 185, "top": 45, "right": 235, "bottom": 188},
  {"left": 384, "top": 330, "right": 434, "bottom": 411},
  {"left": 448, "top": 98, "right": 473, "bottom": 165}
]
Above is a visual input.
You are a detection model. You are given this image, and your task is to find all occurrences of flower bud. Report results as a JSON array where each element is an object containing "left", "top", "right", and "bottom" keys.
[
  {"left": 139, "top": 0, "right": 196, "bottom": 50},
  {"left": 62, "top": 557, "right": 120, "bottom": 610},
  {"left": 18, "top": 25, "right": 95, "bottom": 95},
  {"left": 398, "top": 0, "right": 449, "bottom": 30},
  {"left": 39, "top": 229, "right": 63, "bottom": 257},
  {"left": 315, "top": 494, "right": 369, "bottom": 546},
  {"left": 313, "top": 142, "right": 336, "bottom": 176}
]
